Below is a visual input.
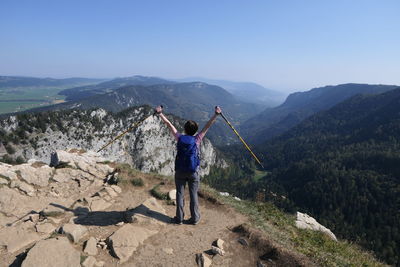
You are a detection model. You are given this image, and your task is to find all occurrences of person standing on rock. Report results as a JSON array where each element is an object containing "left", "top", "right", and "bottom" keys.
[{"left": 155, "top": 105, "right": 222, "bottom": 225}]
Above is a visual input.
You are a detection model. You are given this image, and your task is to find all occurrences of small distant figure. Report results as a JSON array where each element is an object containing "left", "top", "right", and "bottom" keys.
[{"left": 156, "top": 105, "right": 222, "bottom": 225}]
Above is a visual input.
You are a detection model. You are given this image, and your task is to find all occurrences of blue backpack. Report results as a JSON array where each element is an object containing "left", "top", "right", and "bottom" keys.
[{"left": 175, "top": 135, "right": 200, "bottom": 173}]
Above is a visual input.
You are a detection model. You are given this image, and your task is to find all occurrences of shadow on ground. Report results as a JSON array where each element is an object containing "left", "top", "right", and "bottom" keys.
[{"left": 49, "top": 203, "right": 171, "bottom": 226}]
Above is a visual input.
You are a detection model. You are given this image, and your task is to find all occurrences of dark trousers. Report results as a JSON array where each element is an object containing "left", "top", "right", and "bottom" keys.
[{"left": 175, "top": 170, "right": 200, "bottom": 223}]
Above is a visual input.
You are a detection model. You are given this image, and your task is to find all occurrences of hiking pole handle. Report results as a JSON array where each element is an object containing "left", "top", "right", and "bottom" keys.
[
  {"left": 153, "top": 105, "right": 164, "bottom": 115},
  {"left": 220, "top": 112, "right": 264, "bottom": 169}
]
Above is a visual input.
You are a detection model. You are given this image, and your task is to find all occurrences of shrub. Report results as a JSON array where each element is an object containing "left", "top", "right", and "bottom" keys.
[
  {"left": 150, "top": 184, "right": 168, "bottom": 200},
  {"left": 131, "top": 178, "right": 144, "bottom": 187},
  {"left": 5, "top": 145, "right": 15, "bottom": 154}
]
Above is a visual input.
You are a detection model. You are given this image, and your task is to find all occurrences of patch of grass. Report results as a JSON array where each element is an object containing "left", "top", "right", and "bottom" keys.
[
  {"left": 253, "top": 169, "right": 269, "bottom": 181},
  {"left": 47, "top": 232, "right": 61, "bottom": 239},
  {"left": 131, "top": 178, "right": 144, "bottom": 187},
  {"left": 80, "top": 255, "right": 88, "bottom": 264},
  {"left": 199, "top": 184, "right": 385, "bottom": 267},
  {"left": 150, "top": 184, "right": 168, "bottom": 200}
]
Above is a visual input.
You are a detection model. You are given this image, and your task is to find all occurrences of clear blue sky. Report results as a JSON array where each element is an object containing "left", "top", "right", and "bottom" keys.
[{"left": 1, "top": 0, "right": 399, "bottom": 91}]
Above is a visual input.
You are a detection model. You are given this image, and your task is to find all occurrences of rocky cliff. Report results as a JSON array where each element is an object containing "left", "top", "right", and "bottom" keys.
[{"left": 0, "top": 106, "right": 226, "bottom": 177}]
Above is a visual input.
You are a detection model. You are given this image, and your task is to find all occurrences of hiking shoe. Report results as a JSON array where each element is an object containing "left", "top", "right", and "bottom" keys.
[
  {"left": 187, "top": 218, "right": 200, "bottom": 225},
  {"left": 171, "top": 217, "right": 183, "bottom": 225}
]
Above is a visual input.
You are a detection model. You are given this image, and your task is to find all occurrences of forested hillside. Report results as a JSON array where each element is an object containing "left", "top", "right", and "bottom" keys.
[
  {"left": 258, "top": 88, "right": 400, "bottom": 265},
  {"left": 241, "top": 83, "right": 399, "bottom": 144},
  {"left": 206, "top": 87, "right": 400, "bottom": 265}
]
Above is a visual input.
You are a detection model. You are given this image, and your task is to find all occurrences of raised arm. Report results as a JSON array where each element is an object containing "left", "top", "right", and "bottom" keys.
[
  {"left": 199, "top": 106, "right": 221, "bottom": 136},
  {"left": 155, "top": 105, "right": 178, "bottom": 137}
]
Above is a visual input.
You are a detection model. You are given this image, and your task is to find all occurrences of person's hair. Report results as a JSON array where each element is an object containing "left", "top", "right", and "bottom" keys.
[{"left": 184, "top": 120, "right": 198, "bottom": 136}]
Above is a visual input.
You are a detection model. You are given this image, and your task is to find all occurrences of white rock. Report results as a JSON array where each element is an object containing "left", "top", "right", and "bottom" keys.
[
  {"left": 35, "top": 223, "right": 57, "bottom": 234},
  {"left": 12, "top": 164, "right": 53, "bottom": 187},
  {"left": 234, "top": 196, "right": 241, "bottom": 201},
  {"left": 219, "top": 192, "right": 229, "bottom": 197},
  {"left": 0, "top": 177, "right": 9, "bottom": 184},
  {"left": 0, "top": 225, "right": 41, "bottom": 253},
  {"left": 196, "top": 253, "right": 212, "bottom": 267},
  {"left": 215, "top": 238, "right": 224, "bottom": 250},
  {"left": 211, "top": 245, "right": 225, "bottom": 256},
  {"left": 90, "top": 198, "right": 111, "bottom": 211},
  {"left": 62, "top": 223, "right": 88, "bottom": 243},
  {"left": 108, "top": 224, "right": 158, "bottom": 263},
  {"left": 84, "top": 237, "right": 98, "bottom": 256},
  {"left": 125, "top": 197, "right": 167, "bottom": 225},
  {"left": 21, "top": 237, "right": 80, "bottom": 267},
  {"left": 10, "top": 180, "right": 35, "bottom": 196},
  {"left": 82, "top": 256, "right": 96, "bottom": 267},
  {"left": 295, "top": 212, "right": 337, "bottom": 241},
  {"left": 162, "top": 247, "right": 174, "bottom": 255},
  {"left": 0, "top": 164, "right": 17, "bottom": 180},
  {"left": 168, "top": 189, "right": 177, "bottom": 200}
]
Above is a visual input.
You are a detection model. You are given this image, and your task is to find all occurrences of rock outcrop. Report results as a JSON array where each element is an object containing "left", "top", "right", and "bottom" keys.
[
  {"left": 108, "top": 224, "right": 158, "bottom": 263},
  {"left": 0, "top": 106, "right": 227, "bottom": 177},
  {"left": 295, "top": 212, "right": 337, "bottom": 241},
  {"left": 22, "top": 237, "right": 81, "bottom": 267},
  {"left": 0, "top": 150, "right": 115, "bottom": 258}
]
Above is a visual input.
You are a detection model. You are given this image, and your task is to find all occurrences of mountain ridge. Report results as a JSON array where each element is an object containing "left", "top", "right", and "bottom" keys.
[{"left": 241, "top": 83, "right": 399, "bottom": 144}]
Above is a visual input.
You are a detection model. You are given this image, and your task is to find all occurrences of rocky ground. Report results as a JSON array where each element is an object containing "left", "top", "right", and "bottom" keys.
[{"left": 0, "top": 149, "right": 292, "bottom": 267}]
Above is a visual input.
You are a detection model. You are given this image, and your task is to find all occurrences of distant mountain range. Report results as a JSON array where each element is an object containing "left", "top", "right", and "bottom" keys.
[
  {"left": 0, "top": 76, "right": 105, "bottom": 89},
  {"left": 26, "top": 81, "right": 265, "bottom": 146},
  {"left": 177, "top": 77, "right": 286, "bottom": 106},
  {"left": 241, "top": 83, "right": 399, "bottom": 144},
  {"left": 59, "top": 75, "right": 175, "bottom": 101}
]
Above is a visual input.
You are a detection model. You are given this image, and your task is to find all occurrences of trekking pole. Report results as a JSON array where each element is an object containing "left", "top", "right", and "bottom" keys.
[
  {"left": 219, "top": 111, "right": 264, "bottom": 168},
  {"left": 97, "top": 106, "right": 162, "bottom": 153}
]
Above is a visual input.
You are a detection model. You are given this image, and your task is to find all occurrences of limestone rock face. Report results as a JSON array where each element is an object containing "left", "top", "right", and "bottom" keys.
[
  {"left": 0, "top": 107, "right": 226, "bottom": 177},
  {"left": 22, "top": 237, "right": 80, "bottom": 267},
  {"left": 108, "top": 224, "right": 158, "bottom": 263},
  {"left": 295, "top": 212, "right": 337, "bottom": 241}
]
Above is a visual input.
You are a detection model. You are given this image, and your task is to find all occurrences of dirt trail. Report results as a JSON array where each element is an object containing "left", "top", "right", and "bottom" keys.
[{"left": 92, "top": 176, "right": 260, "bottom": 267}]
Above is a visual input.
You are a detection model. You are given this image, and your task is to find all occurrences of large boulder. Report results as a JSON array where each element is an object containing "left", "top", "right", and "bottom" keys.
[
  {"left": 83, "top": 237, "right": 98, "bottom": 256},
  {"left": 108, "top": 224, "right": 157, "bottom": 263},
  {"left": 11, "top": 164, "right": 53, "bottom": 187},
  {"left": 0, "top": 222, "right": 41, "bottom": 253},
  {"left": 0, "top": 163, "right": 17, "bottom": 180},
  {"left": 53, "top": 150, "right": 113, "bottom": 177},
  {"left": 22, "top": 237, "right": 81, "bottom": 267},
  {"left": 295, "top": 212, "right": 337, "bottom": 241},
  {"left": 10, "top": 180, "right": 35, "bottom": 196},
  {"left": 62, "top": 223, "right": 89, "bottom": 243}
]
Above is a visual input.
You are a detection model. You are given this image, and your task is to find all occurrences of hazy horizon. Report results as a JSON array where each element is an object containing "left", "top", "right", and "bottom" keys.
[{"left": 1, "top": 1, "right": 399, "bottom": 92}]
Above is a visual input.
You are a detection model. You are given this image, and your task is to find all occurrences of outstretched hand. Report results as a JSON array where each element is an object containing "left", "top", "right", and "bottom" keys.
[
  {"left": 215, "top": 106, "right": 222, "bottom": 115},
  {"left": 155, "top": 105, "right": 163, "bottom": 114}
]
